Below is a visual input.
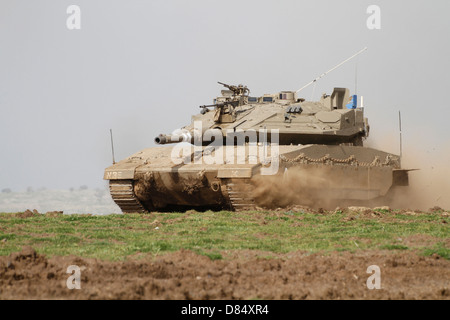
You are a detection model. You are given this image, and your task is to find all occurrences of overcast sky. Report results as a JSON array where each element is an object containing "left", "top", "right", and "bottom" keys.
[{"left": 1, "top": 0, "right": 449, "bottom": 191}]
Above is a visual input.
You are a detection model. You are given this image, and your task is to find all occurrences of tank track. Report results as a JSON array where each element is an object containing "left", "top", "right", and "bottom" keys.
[
  {"left": 225, "top": 179, "right": 256, "bottom": 211},
  {"left": 109, "top": 180, "right": 147, "bottom": 214}
]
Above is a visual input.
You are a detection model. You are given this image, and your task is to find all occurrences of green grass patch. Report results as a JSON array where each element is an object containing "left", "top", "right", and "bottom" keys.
[
  {"left": 379, "top": 244, "right": 409, "bottom": 250},
  {"left": 0, "top": 210, "right": 448, "bottom": 260},
  {"left": 200, "top": 251, "right": 223, "bottom": 261},
  {"left": 422, "top": 242, "right": 450, "bottom": 260}
]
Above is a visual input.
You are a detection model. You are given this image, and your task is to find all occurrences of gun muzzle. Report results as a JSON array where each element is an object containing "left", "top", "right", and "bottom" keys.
[
  {"left": 154, "top": 132, "right": 194, "bottom": 145},
  {"left": 154, "top": 134, "right": 170, "bottom": 144}
]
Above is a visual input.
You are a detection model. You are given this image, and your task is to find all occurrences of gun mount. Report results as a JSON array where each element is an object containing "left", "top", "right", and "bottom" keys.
[{"left": 217, "top": 82, "right": 249, "bottom": 97}]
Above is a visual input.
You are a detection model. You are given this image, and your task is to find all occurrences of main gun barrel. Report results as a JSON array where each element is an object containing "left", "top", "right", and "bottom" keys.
[{"left": 154, "top": 131, "right": 195, "bottom": 145}]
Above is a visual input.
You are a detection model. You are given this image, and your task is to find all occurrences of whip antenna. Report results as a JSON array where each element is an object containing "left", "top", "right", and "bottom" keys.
[
  {"left": 110, "top": 129, "right": 116, "bottom": 164},
  {"left": 398, "top": 111, "right": 403, "bottom": 158},
  {"left": 296, "top": 47, "right": 368, "bottom": 94}
]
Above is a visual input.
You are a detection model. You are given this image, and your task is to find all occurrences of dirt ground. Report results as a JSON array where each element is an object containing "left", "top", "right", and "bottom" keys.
[{"left": 0, "top": 246, "right": 448, "bottom": 300}]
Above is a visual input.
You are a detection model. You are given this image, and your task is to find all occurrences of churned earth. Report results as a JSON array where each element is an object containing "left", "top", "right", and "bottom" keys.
[{"left": 0, "top": 246, "right": 449, "bottom": 300}]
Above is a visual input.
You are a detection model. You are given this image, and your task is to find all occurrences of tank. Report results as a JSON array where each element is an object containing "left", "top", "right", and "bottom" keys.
[{"left": 104, "top": 82, "right": 410, "bottom": 213}]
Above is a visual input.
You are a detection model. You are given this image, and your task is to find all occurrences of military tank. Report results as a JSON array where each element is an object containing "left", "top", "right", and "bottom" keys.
[{"left": 104, "top": 82, "right": 410, "bottom": 213}]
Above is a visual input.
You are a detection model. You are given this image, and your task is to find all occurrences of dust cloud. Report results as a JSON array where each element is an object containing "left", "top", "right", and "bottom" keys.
[
  {"left": 366, "top": 134, "right": 450, "bottom": 211},
  {"left": 399, "top": 149, "right": 450, "bottom": 210},
  {"left": 252, "top": 164, "right": 390, "bottom": 210},
  {"left": 252, "top": 140, "right": 450, "bottom": 211},
  {"left": 252, "top": 167, "right": 333, "bottom": 209}
]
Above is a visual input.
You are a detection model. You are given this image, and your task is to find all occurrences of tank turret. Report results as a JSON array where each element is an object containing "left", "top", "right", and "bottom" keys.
[{"left": 155, "top": 83, "right": 369, "bottom": 147}]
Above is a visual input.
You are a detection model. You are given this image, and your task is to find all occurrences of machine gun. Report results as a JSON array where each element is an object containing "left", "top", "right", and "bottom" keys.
[
  {"left": 199, "top": 100, "right": 240, "bottom": 111},
  {"left": 218, "top": 82, "right": 249, "bottom": 96},
  {"left": 199, "top": 100, "right": 240, "bottom": 123}
]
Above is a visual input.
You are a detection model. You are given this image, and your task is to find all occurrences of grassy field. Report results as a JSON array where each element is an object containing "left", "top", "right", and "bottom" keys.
[{"left": 0, "top": 208, "right": 448, "bottom": 261}]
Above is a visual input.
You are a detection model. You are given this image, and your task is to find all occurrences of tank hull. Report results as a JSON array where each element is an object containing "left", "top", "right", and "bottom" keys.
[{"left": 104, "top": 145, "right": 408, "bottom": 212}]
